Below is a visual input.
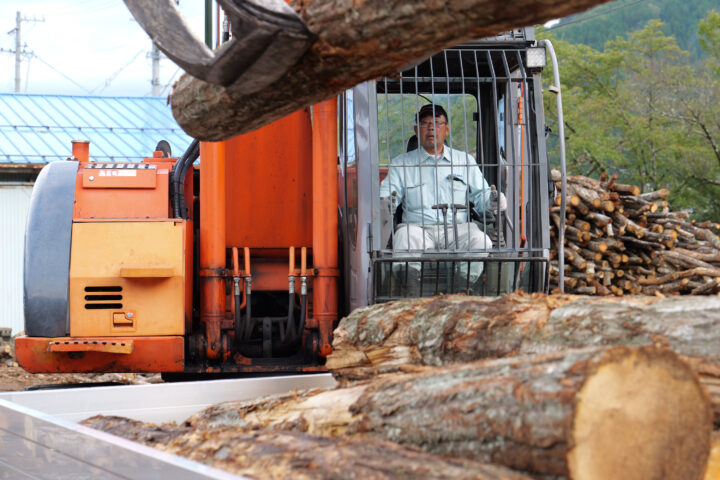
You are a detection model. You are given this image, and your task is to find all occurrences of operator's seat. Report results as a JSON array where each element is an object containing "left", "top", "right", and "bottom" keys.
[
  {"left": 406, "top": 135, "right": 418, "bottom": 153},
  {"left": 391, "top": 135, "right": 420, "bottom": 229}
]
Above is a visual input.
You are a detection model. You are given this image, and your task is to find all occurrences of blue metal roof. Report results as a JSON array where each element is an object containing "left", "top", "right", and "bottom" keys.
[{"left": 0, "top": 94, "right": 193, "bottom": 164}]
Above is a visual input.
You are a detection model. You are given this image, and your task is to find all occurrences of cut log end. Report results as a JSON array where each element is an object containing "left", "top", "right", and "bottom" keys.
[{"left": 568, "top": 348, "right": 712, "bottom": 480}]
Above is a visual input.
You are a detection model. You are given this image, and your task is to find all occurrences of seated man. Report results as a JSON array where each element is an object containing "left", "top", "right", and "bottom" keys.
[{"left": 380, "top": 104, "right": 506, "bottom": 294}]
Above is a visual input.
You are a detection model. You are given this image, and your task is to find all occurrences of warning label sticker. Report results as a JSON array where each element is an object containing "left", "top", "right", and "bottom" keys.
[{"left": 99, "top": 170, "right": 137, "bottom": 177}]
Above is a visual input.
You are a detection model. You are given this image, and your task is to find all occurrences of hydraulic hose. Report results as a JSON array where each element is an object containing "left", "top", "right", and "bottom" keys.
[
  {"left": 170, "top": 139, "right": 200, "bottom": 218},
  {"left": 243, "top": 278, "right": 253, "bottom": 340},
  {"left": 233, "top": 278, "right": 242, "bottom": 348},
  {"left": 298, "top": 277, "right": 307, "bottom": 342},
  {"left": 283, "top": 277, "right": 295, "bottom": 342}
]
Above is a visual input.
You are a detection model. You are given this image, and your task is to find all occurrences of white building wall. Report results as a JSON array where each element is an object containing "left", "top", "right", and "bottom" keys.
[{"left": 0, "top": 184, "right": 33, "bottom": 335}]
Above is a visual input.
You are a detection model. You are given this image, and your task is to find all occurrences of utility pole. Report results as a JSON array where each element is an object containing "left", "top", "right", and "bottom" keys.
[
  {"left": 151, "top": 42, "right": 160, "bottom": 96},
  {"left": 3, "top": 11, "right": 44, "bottom": 92}
]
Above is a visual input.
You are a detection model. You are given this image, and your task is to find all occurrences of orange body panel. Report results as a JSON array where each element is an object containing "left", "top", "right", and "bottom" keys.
[
  {"left": 15, "top": 336, "right": 184, "bottom": 373},
  {"left": 251, "top": 261, "right": 312, "bottom": 291},
  {"left": 224, "top": 109, "right": 313, "bottom": 249},
  {"left": 68, "top": 221, "right": 186, "bottom": 337},
  {"left": 72, "top": 140, "right": 89, "bottom": 162},
  {"left": 74, "top": 160, "right": 174, "bottom": 219}
]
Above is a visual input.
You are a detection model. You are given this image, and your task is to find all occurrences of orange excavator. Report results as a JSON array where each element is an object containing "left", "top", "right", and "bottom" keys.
[{"left": 15, "top": 11, "right": 562, "bottom": 374}]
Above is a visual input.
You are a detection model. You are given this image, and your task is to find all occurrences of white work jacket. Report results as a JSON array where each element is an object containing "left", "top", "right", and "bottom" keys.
[{"left": 380, "top": 146, "right": 492, "bottom": 225}]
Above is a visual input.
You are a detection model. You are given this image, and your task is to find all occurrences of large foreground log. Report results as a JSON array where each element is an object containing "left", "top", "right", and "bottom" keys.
[
  {"left": 82, "top": 417, "right": 532, "bottom": 480},
  {"left": 328, "top": 294, "right": 719, "bottom": 366},
  {"left": 173, "top": 346, "right": 711, "bottom": 479},
  {"left": 328, "top": 294, "right": 720, "bottom": 370},
  {"left": 327, "top": 294, "right": 720, "bottom": 423},
  {"left": 172, "top": 0, "right": 610, "bottom": 140}
]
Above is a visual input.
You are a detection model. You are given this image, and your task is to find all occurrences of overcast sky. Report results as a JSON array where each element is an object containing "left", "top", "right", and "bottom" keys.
[
  {"left": 0, "top": 0, "right": 207, "bottom": 96},
  {"left": 0, "top": 2, "right": 562, "bottom": 98}
]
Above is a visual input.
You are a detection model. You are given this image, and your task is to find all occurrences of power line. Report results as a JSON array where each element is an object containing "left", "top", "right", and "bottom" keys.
[
  {"left": 32, "top": 54, "right": 91, "bottom": 93},
  {"left": 159, "top": 68, "right": 181, "bottom": 97},
  {"left": 548, "top": 0, "right": 647, "bottom": 30},
  {"left": 35, "top": 1, "right": 119, "bottom": 18},
  {"left": 91, "top": 48, "right": 145, "bottom": 94}
]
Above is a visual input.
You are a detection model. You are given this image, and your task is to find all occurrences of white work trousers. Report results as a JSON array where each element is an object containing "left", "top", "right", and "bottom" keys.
[{"left": 392, "top": 222, "right": 492, "bottom": 282}]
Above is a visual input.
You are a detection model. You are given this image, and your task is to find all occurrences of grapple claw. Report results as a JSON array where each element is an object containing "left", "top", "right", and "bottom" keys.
[{"left": 124, "top": 0, "right": 313, "bottom": 94}]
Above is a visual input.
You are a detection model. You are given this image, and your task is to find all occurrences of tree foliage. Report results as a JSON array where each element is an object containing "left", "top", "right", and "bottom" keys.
[
  {"left": 538, "top": 13, "right": 720, "bottom": 220},
  {"left": 552, "top": 0, "right": 718, "bottom": 60}
]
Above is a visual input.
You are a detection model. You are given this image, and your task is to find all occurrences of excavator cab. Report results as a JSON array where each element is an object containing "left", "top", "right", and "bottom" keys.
[{"left": 339, "top": 28, "right": 553, "bottom": 310}]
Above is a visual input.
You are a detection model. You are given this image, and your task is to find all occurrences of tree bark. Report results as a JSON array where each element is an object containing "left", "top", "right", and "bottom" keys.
[
  {"left": 328, "top": 294, "right": 720, "bottom": 369},
  {"left": 81, "top": 416, "right": 532, "bottom": 480},
  {"left": 171, "top": 0, "right": 611, "bottom": 141},
  {"left": 161, "top": 346, "right": 711, "bottom": 479},
  {"left": 327, "top": 294, "right": 720, "bottom": 424}
]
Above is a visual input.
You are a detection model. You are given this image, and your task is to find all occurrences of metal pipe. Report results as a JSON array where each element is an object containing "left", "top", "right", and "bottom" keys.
[
  {"left": 311, "top": 98, "right": 339, "bottom": 357},
  {"left": 232, "top": 248, "right": 242, "bottom": 348},
  {"left": 299, "top": 276, "right": 307, "bottom": 342},
  {"left": 71, "top": 140, "right": 90, "bottom": 163},
  {"left": 199, "top": 141, "right": 226, "bottom": 361},
  {"left": 242, "top": 247, "right": 253, "bottom": 341},
  {"left": 540, "top": 39, "right": 567, "bottom": 292},
  {"left": 284, "top": 247, "right": 296, "bottom": 342},
  {"left": 243, "top": 277, "right": 253, "bottom": 340},
  {"left": 204, "top": 0, "right": 212, "bottom": 48}
]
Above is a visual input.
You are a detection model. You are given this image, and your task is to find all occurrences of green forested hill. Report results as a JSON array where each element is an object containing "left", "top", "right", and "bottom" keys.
[
  {"left": 551, "top": 0, "right": 717, "bottom": 58},
  {"left": 538, "top": 11, "right": 720, "bottom": 220}
]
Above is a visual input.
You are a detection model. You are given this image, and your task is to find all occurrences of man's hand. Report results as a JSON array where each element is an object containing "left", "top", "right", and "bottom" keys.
[{"left": 491, "top": 192, "right": 507, "bottom": 212}]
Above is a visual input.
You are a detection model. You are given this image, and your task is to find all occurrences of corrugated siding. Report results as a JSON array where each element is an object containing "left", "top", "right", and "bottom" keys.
[{"left": 0, "top": 185, "right": 32, "bottom": 334}]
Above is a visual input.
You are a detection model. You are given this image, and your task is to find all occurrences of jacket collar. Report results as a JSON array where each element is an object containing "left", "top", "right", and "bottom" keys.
[{"left": 418, "top": 145, "right": 451, "bottom": 164}]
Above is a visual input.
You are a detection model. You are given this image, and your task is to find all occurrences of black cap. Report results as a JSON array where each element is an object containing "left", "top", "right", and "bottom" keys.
[{"left": 417, "top": 104, "right": 448, "bottom": 123}]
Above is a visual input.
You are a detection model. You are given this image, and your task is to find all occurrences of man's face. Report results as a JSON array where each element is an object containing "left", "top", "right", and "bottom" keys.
[{"left": 414, "top": 114, "right": 450, "bottom": 154}]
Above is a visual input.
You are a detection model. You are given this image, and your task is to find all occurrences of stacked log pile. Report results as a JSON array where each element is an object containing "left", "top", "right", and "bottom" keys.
[
  {"left": 84, "top": 294, "right": 720, "bottom": 480},
  {"left": 549, "top": 170, "right": 720, "bottom": 296}
]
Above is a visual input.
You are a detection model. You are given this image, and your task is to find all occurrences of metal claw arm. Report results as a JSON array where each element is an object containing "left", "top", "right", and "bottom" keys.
[{"left": 124, "top": 0, "right": 314, "bottom": 94}]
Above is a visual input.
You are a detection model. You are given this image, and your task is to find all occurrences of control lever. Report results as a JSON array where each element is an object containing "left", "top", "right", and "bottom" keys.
[
  {"left": 431, "top": 204, "right": 467, "bottom": 248},
  {"left": 431, "top": 204, "right": 450, "bottom": 248},
  {"left": 451, "top": 203, "right": 467, "bottom": 246}
]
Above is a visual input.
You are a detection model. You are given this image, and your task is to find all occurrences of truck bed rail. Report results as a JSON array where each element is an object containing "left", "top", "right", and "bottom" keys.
[{"left": 0, "top": 374, "right": 336, "bottom": 478}]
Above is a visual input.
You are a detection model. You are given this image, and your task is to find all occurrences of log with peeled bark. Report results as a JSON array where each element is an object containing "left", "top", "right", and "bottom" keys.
[
  {"left": 141, "top": 346, "right": 711, "bottom": 480},
  {"left": 81, "top": 417, "right": 531, "bottom": 480},
  {"left": 171, "top": 0, "right": 611, "bottom": 140},
  {"left": 326, "top": 293, "right": 720, "bottom": 424},
  {"left": 637, "top": 266, "right": 720, "bottom": 285}
]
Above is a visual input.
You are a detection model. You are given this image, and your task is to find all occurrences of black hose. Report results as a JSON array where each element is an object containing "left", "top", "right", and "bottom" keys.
[
  {"left": 278, "top": 302, "right": 287, "bottom": 342},
  {"left": 234, "top": 281, "right": 242, "bottom": 348},
  {"left": 243, "top": 289, "right": 253, "bottom": 340},
  {"left": 298, "top": 291, "right": 307, "bottom": 343},
  {"left": 283, "top": 278, "right": 295, "bottom": 342},
  {"left": 177, "top": 140, "right": 199, "bottom": 218},
  {"left": 170, "top": 139, "right": 199, "bottom": 218}
]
